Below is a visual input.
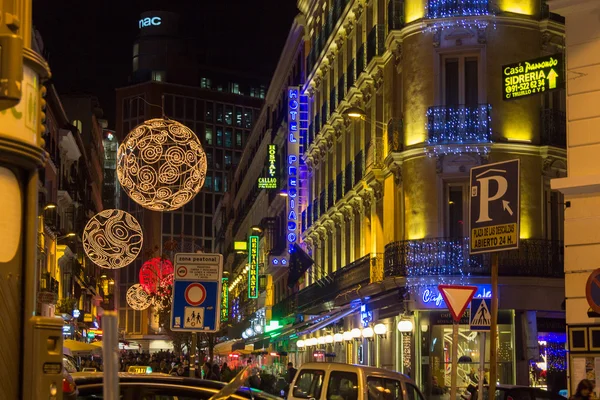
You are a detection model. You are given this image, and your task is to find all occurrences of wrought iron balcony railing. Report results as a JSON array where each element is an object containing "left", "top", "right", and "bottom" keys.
[
  {"left": 426, "top": 0, "right": 490, "bottom": 19},
  {"left": 367, "top": 25, "right": 386, "bottom": 65},
  {"left": 427, "top": 104, "right": 492, "bottom": 146},
  {"left": 388, "top": 0, "right": 405, "bottom": 32},
  {"left": 384, "top": 237, "right": 564, "bottom": 279},
  {"left": 541, "top": 108, "right": 566, "bottom": 148}
]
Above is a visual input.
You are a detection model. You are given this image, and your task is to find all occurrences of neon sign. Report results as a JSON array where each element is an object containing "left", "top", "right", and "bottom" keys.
[
  {"left": 221, "top": 277, "right": 229, "bottom": 322},
  {"left": 258, "top": 144, "right": 278, "bottom": 189},
  {"left": 248, "top": 236, "right": 259, "bottom": 299},
  {"left": 287, "top": 88, "right": 300, "bottom": 254},
  {"left": 502, "top": 54, "right": 563, "bottom": 101},
  {"left": 139, "top": 16, "right": 162, "bottom": 29},
  {"left": 421, "top": 284, "right": 492, "bottom": 307}
]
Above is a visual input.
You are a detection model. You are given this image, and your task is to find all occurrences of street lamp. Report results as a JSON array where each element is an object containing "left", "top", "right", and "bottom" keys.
[
  {"left": 278, "top": 191, "right": 288, "bottom": 197},
  {"left": 57, "top": 232, "right": 76, "bottom": 240},
  {"left": 344, "top": 107, "right": 368, "bottom": 120},
  {"left": 43, "top": 203, "right": 57, "bottom": 210},
  {"left": 251, "top": 225, "right": 262, "bottom": 233}
]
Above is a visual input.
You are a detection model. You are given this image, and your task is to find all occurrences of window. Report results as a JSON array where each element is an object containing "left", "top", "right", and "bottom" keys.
[
  {"left": 133, "top": 43, "right": 139, "bottom": 57},
  {"left": 201, "top": 77, "right": 211, "bottom": 89},
  {"left": 216, "top": 127, "right": 223, "bottom": 146},
  {"left": 443, "top": 55, "right": 479, "bottom": 106},
  {"left": 205, "top": 126, "right": 213, "bottom": 145},
  {"left": 293, "top": 369, "right": 325, "bottom": 399},
  {"left": 235, "top": 130, "right": 243, "bottom": 148},
  {"left": 214, "top": 175, "right": 221, "bottom": 192},
  {"left": 327, "top": 371, "right": 359, "bottom": 400},
  {"left": 151, "top": 71, "right": 165, "bottom": 82},
  {"left": 235, "top": 107, "right": 243, "bottom": 127},
  {"left": 205, "top": 102, "right": 213, "bottom": 122},
  {"left": 231, "top": 82, "right": 240, "bottom": 94},
  {"left": 225, "top": 105, "right": 233, "bottom": 125},
  {"left": 205, "top": 176, "right": 212, "bottom": 191},
  {"left": 545, "top": 188, "right": 564, "bottom": 241},
  {"left": 216, "top": 104, "right": 224, "bottom": 123},
  {"left": 225, "top": 153, "right": 232, "bottom": 167},
  {"left": 366, "top": 377, "right": 402, "bottom": 400},
  {"left": 260, "top": 85, "right": 266, "bottom": 99},
  {"left": 405, "top": 383, "right": 425, "bottom": 400},
  {"left": 225, "top": 128, "right": 233, "bottom": 148},
  {"left": 132, "top": 57, "right": 139, "bottom": 71},
  {"left": 445, "top": 182, "right": 469, "bottom": 238},
  {"left": 244, "top": 109, "right": 253, "bottom": 128},
  {"left": 206, "top": 151, "right": 213, "bottom": 167}
]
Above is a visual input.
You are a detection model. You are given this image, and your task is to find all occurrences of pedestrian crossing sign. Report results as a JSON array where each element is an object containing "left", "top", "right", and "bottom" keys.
[{"left": 470, "top": 298, "right": 492, "bottom": 331}]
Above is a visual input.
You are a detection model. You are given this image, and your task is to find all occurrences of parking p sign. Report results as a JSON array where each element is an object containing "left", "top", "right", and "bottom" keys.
[{"left": 170, "top": 253, "right": 223, "bottom": 332}]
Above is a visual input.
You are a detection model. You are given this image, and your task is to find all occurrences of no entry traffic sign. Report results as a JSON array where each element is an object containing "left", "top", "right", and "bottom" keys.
[{"left": 586, "top": 269, "right": 600, "bottom": 314}]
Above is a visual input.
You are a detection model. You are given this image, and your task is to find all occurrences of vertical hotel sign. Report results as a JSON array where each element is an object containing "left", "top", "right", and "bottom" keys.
[
  {"left": 220, "top": 277, "right": 229, "bottom": 322},
  {"left": 287, "top": 87, "right": 307, "bottom": 255},
  {"left": 248, "top": 235, "right": 259, "bottom": 298}
]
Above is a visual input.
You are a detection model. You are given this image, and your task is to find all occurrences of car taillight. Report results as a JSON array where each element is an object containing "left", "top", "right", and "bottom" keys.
[{"left": 62, "top": 378, "right": 76, "bottom": 393}]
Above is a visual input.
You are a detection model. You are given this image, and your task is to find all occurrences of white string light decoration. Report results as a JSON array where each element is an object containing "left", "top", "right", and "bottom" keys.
[
  {"left": 83, "top": 209, "right": 143, "bottom": 269},
  {"left": 126, "top": 284, "right": 152, "bottom": 311},
  {"left": 117, "top": 118, "right": 207, "bottom": 211}
]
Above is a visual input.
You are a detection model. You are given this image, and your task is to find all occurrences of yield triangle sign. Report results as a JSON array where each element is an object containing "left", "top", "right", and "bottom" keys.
[{"left": 438, "top": 285, "right": 478, "bottom": 322}]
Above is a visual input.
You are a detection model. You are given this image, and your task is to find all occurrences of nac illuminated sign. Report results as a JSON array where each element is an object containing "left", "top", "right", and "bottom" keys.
[{"left": 139, "top": 16, "right": 162, "bottom": 29}]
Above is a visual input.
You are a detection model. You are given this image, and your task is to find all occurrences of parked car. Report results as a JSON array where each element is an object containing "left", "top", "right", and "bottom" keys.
[
  {"left": 287, "top": 362, "right": 425, "bottom": 400},
  {"left": 74, "top": 374, "right": 282, "bottom": 399},
  {"left": 62, "top": 355, "right": 78, "bottom": 400}
]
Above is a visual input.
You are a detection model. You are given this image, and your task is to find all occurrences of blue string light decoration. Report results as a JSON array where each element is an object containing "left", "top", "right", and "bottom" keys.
[
  {"left": 423, "top": 0, "right": 497, "bottom": 32},
  {"left": 543, "top": 341, "right": 567, "bottom": 372},
  {"left": 426, "top": 104, "right": 492, "bottom": 156},
  {"left": 403, "top": 238, "right": 484, "bottom": 292}
]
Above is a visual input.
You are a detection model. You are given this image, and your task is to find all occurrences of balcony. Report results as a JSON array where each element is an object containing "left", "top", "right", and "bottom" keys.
[
  {"left": 426, "top": 104, "right": 492, "bottom": 147},
  {"left": 366, "top": 137, "right": 385, "bottom": 170},
  {"left": 384, "top": 237, "right": 564, "bottom": 279},
  {"left": 387, "top": 118, "right": 403, "bottom": 154},
  {"left": 367, "top": 25, "right": 385, "bottom": 65},
  {"left": 540, "top": 108, "right": 566, "bottom": 148},
  {"left": 426, "top": 0, "right": 490, "bottom": 19},
  {"left": 388, "top": 0, "right": 405, "bottom": 32},
  {"left": 357, "top": 43, "right": 366, "bottom": 78},
  {"left": 344, "top": 161, "right": 353, "bottom": 194},
  {"left": 354, "top": 150, "right": 364, "bottom": 182}
]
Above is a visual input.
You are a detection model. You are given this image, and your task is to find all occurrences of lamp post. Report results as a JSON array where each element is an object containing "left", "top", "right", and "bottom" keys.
[{"left": 374, "top": 323, "right": 388, "bottom": 368}]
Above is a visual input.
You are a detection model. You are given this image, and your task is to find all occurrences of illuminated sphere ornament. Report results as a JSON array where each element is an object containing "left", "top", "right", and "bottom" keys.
[
  {"left": 83, "top": 209, "right": 143, "bottom": 269},
  {"left": 139, "top": 257, "right": 174, "bottom": 295},
  {"left": 117, "top": 118, "right": 207, "bottom": 211},
  {"left": 126, "top": 284, "right": 152, "bottom": 311}
]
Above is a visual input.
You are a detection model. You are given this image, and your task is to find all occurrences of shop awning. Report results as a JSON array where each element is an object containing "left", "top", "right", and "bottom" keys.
[
  {"left": 63, "top": 339, "right": 101, "bottom": 355},
  {"left": 214, "top": 339, "right": 243, "bottom": 356},
  {"left": 295, "top": 304, "right": 360, "bottom": 337}
]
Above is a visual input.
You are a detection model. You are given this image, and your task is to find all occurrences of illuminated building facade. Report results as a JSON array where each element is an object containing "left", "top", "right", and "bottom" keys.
[
  {"left": 219, "top": 0, "right": 570, "bottom": 392},
  {"left": 114, "top": 12, "right": 264, "bottom": 345}
]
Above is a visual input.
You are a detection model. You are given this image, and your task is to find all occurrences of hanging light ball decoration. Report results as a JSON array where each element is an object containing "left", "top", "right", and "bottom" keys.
[
  {"left": 117, "top": 118, "right": 207, "bottom": 211},
  {"left": 126, "top": 284, "right": 152, "bottom": 311},
  {"left": 83, "top": 209, "right": 143, "bottom": 269},
  {"left": 139, "top": 257, "right": 174, "bottom": 295}
]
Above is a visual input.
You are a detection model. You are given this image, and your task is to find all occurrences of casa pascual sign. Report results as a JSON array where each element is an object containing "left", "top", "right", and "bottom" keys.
[
  {"left": 502, "top": 54, "right": 563, "bottom": 101},
  {"left": 258, "top": 144, "right": 278, "bottom": 189}
]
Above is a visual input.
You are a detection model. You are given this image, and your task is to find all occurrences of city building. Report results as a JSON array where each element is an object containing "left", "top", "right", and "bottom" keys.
[
  {"left": 220, "top": 0, "right": 568, "bottom": 393},
  {"left": 35, "top": 32, "right": 106, "bottom": 341},
  {"left": 549, "top": 0, "right": 600, "bottom": 394},
  {"left": 213, "top": 16, "right": 306, "bottom": 362},
  {"left": 114, "top": 11, "right": 265, "bottom": 346}
]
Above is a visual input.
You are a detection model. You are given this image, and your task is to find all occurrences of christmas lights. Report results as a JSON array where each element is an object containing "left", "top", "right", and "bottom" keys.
[
  {"left": 426, "top": 104, "right": 492, "bottom": 156},
  {"left": 426, "top": 0, "right": 490, "bottom": 19}
]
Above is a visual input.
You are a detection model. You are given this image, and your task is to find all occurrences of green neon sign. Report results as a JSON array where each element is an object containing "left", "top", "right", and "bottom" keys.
[
  {"left": 221, "top": 277, "right": 229, "bottom": 322},
  {"left": 248, "top": 236, "right": 259, "bottom": 299},
  {"left": 502, "top": 53, "right": 563, "bottom": 101}
]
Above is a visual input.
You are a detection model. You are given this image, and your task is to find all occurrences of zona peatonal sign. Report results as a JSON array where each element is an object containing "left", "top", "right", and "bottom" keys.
[
  {"left": 469, "top": 159, "right": 520, "bottom": 254},
  {"left": 502, "top": 53, "right": 563, "bottom": 101}
]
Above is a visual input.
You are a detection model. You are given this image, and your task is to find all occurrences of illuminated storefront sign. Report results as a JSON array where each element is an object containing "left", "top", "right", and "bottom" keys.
[
  {"left": 502, "top": 54, "right": 563, "bottom": 101},
  {"left": 420, "top": 284, "right": 492, "bottom": 308},
  {"left": 221, "top": 277, "right": 229, "bottom": 322},
  {"left": 234, "top": 241, "right": 247, "bottom": 251},
  {"left": 139, "top": 16, "right": 162, "bottom": 29},
  {"left": 248, "top": 235, "right": 259, "bottom": 298},
  {"left": 287, "top": 88, "right": 300, "bottom": 254},
  {"left": 258, "top": 144, "right": 278, "bottom": 189}
]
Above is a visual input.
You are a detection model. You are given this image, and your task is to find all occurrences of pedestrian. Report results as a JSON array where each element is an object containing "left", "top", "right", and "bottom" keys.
[
  {"left": 221, "top": 362, "right": 233, "bottom": 382},
  {"left": 286, "top": 362, "right": 297, "bottom": 385},
  {"left": 571, "top": 379, "right": 595, "bottom": 400},
  {"left": 212, "top": 363, "right": 221, "bottom": 381}
]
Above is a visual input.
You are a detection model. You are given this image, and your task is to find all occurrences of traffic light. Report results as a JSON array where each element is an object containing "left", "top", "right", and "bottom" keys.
[{"left": 39, "top": 85, "right": 47, "bottom": 138}]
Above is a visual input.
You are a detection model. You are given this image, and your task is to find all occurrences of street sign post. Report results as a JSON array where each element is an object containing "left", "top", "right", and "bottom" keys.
[
  {"left": 170, "top": 253, "right": 223, "bottom": 333},
  {"left": 470, "top": 298, "right": 492, "bottom": 331},
  {"left": 470, "top": 159, "right": 520, "bottom": 400},
  {"left": 438, "top": 285, "right": 478, "bottom": 400}
]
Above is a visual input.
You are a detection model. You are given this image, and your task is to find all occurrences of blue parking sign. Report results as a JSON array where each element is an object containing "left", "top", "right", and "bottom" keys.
[{"left": 170, "top": 253, "right": 223, "bottom": 332}]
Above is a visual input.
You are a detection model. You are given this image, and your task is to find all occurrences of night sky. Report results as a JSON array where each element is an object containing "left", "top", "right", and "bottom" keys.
[{"left": 32, "top": 0, "right": 299, "bottom": 127}]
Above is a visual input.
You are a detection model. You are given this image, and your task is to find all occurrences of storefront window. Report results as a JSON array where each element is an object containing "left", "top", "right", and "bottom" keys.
[
  {"left": 422, "top": 311, "right": 514, "bottom": 395},
  {"left": 531, "top": 332, "right": 567, "bottom": 391}
]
